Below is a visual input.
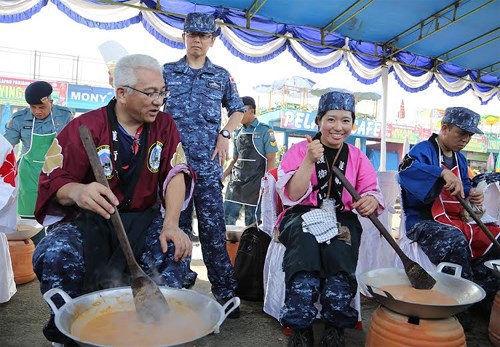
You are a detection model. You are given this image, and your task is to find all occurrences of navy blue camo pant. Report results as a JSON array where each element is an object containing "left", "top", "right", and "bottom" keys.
[
  {"left": 279, "top": 271, "right": 358, "bottom": 329},
  {"left": 409, "top": 220, "right": 500, "bottom": 296},
  {"left": 179, "top": 174, "right": 237, "bottom": 301},
  {"left": 33, "top": 215, "right": 188, "bottom": 342}
]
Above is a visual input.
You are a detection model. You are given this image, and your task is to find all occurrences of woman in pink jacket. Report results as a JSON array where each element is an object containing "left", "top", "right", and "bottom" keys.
[{"left": 276, "top": 91, "right": 384, "bottom": 347}]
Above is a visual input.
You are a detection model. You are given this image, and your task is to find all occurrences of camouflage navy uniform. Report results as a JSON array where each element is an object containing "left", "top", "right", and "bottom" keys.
[
  {"left": 399, "top": 107, "right": 500, "bottom": 298},
  {"left": 163, "top": 56, "right": 245, "bottom": 301}
]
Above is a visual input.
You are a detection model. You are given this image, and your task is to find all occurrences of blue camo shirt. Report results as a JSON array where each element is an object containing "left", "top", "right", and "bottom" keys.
[
  {"left": 163, "top": 56, "right": 245, "bottom": 177},
  {"left": 3, "top": 105, "right": 73, "bottom": 155},
  {"left": 232, "top": 119, "right": 278, "bottom": 157}
]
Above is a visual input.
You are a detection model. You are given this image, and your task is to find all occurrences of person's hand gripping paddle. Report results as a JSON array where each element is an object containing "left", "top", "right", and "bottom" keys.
[
  {"left": 331, "top": 166, "right": 436, "bottom": 290},
  {"left": 79, "top": 125, "right": 170, "bottom": 323}
]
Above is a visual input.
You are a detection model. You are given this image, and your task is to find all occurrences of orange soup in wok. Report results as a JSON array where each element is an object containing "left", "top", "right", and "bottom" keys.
[
  {"left": 380, "top": 284, "right": 459, "bottom": 305},
  {"left": 71, "top": 298, "right": 206, "bottom": 347}
]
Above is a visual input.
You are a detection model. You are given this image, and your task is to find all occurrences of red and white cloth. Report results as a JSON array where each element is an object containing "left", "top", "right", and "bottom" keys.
[{"left": 0, "top": 134, "right": 18, "bottom": 303}]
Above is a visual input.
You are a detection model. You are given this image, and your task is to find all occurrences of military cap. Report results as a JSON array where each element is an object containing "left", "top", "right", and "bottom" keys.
[
  {"left": 241, "top": 96, "right": 256, "bottom": 109},
  {"left": 317, "top": 91, "right": 355, "bottom": 121},
  {"left": 442, "top": 107, "right": 483, "bottom": 134},
  {"left": 25, "top": 81, "right": 52, "bottom": 105},
  {"left": 184, "top": 12, "right": 217, "bottom": 34}
]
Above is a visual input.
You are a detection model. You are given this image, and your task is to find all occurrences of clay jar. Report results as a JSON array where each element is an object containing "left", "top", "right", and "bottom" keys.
[
  {"left": 8, "top": 239, "right": 36, "bottom": 285},
  {"left": 366, "top": 306, "right": 466, "bottom": 347},
  {"left": 489, "top": 292, "right": 500, "bottom": 347}
]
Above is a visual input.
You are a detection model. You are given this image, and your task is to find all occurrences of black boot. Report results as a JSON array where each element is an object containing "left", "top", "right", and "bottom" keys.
[
  {"left": 287, "top": 327, "right": 314, "bottom": 347},
  {"left": 320, "top": 324, "right": 345, "bottom": 347}
]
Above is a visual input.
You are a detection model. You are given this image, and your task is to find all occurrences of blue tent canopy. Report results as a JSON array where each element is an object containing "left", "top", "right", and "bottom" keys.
[{"left": 1, "top": 0, "right": 498, "bottom": 103}]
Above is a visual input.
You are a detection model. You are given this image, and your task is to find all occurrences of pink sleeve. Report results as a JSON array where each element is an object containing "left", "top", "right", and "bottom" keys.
[
  {"left": 276, "top": 141, "right": 317, "bottom": 206},
  {"left": 345, "top": 145, "right": 385, "bottom": 215}
]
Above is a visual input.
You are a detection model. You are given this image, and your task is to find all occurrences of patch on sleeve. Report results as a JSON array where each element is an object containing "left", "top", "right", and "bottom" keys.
[
  {"left": 229, "top": 76, "right": 236, "bottom": 84},
  {"left": 170, "top": 142, "right": 187, "bottom": 167},
  {"left": 268, "top": 129, "right": 276, "bottom": 140},
  {"left": 0, "top": 149, "right": 17, "bottom": 187},
  {"left": 42, "top": 138, "right": 63, "bottom": 175},
  {"left": 399, "top": 154, "right": 414, "bottom": 172},
  {"left": 147, "top": 141, "right": 163, "bottom": 173}
]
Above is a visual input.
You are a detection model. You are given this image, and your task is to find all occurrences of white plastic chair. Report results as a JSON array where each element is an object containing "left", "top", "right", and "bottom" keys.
[
  {"left": 260, "top": 170, "right": 362, "bottom": 327},
  {"left": 483, "top": 180, "right": 500, "bottom": 223}
]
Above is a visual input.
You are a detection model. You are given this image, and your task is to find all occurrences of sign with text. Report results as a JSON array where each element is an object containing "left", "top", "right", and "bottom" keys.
[
  {"left": 67, "top": 84, "right": 114, "bottom": 110},
  {"left": 279, "top": 109, "right": 382, "bottom": 138},
  {"left": 0, "top": 77, "right": 68, "bottom": 106}
]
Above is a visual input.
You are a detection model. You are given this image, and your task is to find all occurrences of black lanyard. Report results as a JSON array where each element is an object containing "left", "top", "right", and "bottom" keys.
[{"left": 105, "top": 100, "right": 149, "bottom": 211}]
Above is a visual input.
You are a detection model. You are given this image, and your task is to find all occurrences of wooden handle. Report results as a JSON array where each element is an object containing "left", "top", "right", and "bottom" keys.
[
  {"left": 456, "top": 195, "right": 500, "bottom": 251},
  {"left": 78, "top": 125, "right": 140, "bottom": 274},
  {"left": 330, "top": 166, "right": 411, "bottom": 262}
]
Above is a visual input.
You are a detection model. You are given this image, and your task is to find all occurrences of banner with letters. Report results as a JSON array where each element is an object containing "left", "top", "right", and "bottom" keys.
[
  {"left": 66, "top": 84, "right": 114, "bottom": 110},
  {"left": 0, "top": 77, "right": 68, "bottom": 106}
]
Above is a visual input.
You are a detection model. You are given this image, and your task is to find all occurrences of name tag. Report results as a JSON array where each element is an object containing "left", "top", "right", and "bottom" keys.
[
  {"left": 207, "top": 81, "right": 222, "bottom": 90},
  {"left": 23, "top": 126, "right": 32, "bottom": 129},
  {"left": 168, "top": 81, "right": 182, "bottom": 86}
]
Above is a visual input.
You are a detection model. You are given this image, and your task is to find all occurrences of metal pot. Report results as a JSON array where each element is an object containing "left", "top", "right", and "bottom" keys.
[
  {"left": 485, "top": 259, "right": 500, "bottom": 279},
  {"left": 359, "top": 262, "right": 485, "bottom": 319},
  {"left": 43, "top": 287, "right": 240, "bottom": 347}
]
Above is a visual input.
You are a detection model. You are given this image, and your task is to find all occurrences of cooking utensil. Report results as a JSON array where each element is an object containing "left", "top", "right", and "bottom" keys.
[
  {"left": 43, "top": 287, "right": 240, "bottom": 347},
  {"left": 359, "top": 262, "right": 485, "bottom": 319},
  {"left": 331, "top": 166, "right": 436, "bottom": 290},
  {"left": 456, "top": 195, "right": 500, "bottom": 251},
  {"left": 485, "top": 259, "right": 500, "bottom": 279},
  {"left": 78, "top": 125, "right": 169, "bottom": 323}
]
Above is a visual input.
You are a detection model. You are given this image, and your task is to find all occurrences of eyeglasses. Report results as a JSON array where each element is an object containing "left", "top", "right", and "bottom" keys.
[
  {"left": 184, "top": 32, "right": 213, "bottom": 41},
  {"left": 124, "top": 85, "right": 170, "bottom": 104}
]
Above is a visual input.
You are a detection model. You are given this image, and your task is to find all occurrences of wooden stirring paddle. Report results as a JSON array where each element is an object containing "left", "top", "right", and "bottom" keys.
[
  {"left": 79, "top": 125, "right": 169, "bottom": 323},
  {"left": 456, "top": 195, "right": 500, "bottom": 252},
  {"left": 331, "top": 166, "right": 436, "bottom": 290}
]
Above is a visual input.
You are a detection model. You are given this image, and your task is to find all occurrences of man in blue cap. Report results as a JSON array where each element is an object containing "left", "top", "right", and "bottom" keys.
[
  {"left": 3, "top": 81, "right": 72, "bottom": 243},
  {"left": 399, "top": 106, "right": 499, "bottom": 327},
  {"left": 163, "top": 12, "right": 245, "bottom": 317}
]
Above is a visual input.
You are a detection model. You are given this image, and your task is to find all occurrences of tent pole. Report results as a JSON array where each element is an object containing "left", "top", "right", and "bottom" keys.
[{"left": 379, "top": 64, "right": 388, "bottom": 172}]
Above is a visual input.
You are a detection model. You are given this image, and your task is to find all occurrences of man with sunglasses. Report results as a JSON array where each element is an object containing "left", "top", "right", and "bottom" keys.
[
  {"left": 163, "top": 12, "right": 245, "bottom": 318},
  {"left": 224, "top": 96, "right": 278, "bottom": 226},
  {"left": 32, "top": 54, "right": 195, "bottom": 345}
]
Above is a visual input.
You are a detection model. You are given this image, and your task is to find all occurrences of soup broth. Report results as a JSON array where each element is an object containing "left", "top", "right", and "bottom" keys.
[
  {"left": 380, "top": 284, "right": 459, "bottom": 305},
  {"left": 71, "top": 298, "right": 207, "bottom": 346}
]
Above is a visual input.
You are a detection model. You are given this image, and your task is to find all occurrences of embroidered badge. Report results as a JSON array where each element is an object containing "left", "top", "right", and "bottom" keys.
[
  {"left": 42, "top": 139, "right": 63, "bottom": 175},
  {"left": 399, "top": 154, "right": 414, "bottom": 171},
  {"left": 170, "top": 142, "right": 187, "bottom": 167},
  {"left": 148, "top": 141, "right": 163, "bottom": 173},
  {"left": 207, "top": 80, "right": 222, "bottom": 90},
  {"left": 97, "top": 145, "right": 113, "bottom": 179}
]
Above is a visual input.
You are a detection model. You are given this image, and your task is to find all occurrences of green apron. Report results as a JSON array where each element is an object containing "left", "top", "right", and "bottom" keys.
[{"left": 17, "top": 116, "right": 56, "bottom": 218}]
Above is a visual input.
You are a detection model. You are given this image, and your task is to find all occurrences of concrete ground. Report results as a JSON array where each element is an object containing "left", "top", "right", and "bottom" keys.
[
  {"left": 0, "top": 214, "right": 494, "bottom": 346},
  {"left": 0, "top": 251, "right": 494, "bottom": 347}
]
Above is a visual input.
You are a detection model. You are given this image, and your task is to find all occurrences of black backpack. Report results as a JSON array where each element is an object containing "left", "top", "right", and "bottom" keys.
[{"left": 233, "top": 224, "right": 271, "bottom": 301}]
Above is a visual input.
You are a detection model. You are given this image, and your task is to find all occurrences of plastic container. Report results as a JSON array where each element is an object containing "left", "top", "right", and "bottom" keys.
[
  {"left": 8, "top": 239, "right": 36, "bottom": 284},
  {"left": 366, "top": 306, "right": 465, "bottom": 347}
]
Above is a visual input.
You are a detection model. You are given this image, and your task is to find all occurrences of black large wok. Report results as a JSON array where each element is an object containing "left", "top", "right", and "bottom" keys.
[{"left": 359, "top": 262, "right": 485, "bottom": 319}]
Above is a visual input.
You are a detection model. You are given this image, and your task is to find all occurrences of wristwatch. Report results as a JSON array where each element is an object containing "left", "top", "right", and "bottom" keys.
[{"left": 219, "top": 129, "right": 231, "bottom": 139}]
